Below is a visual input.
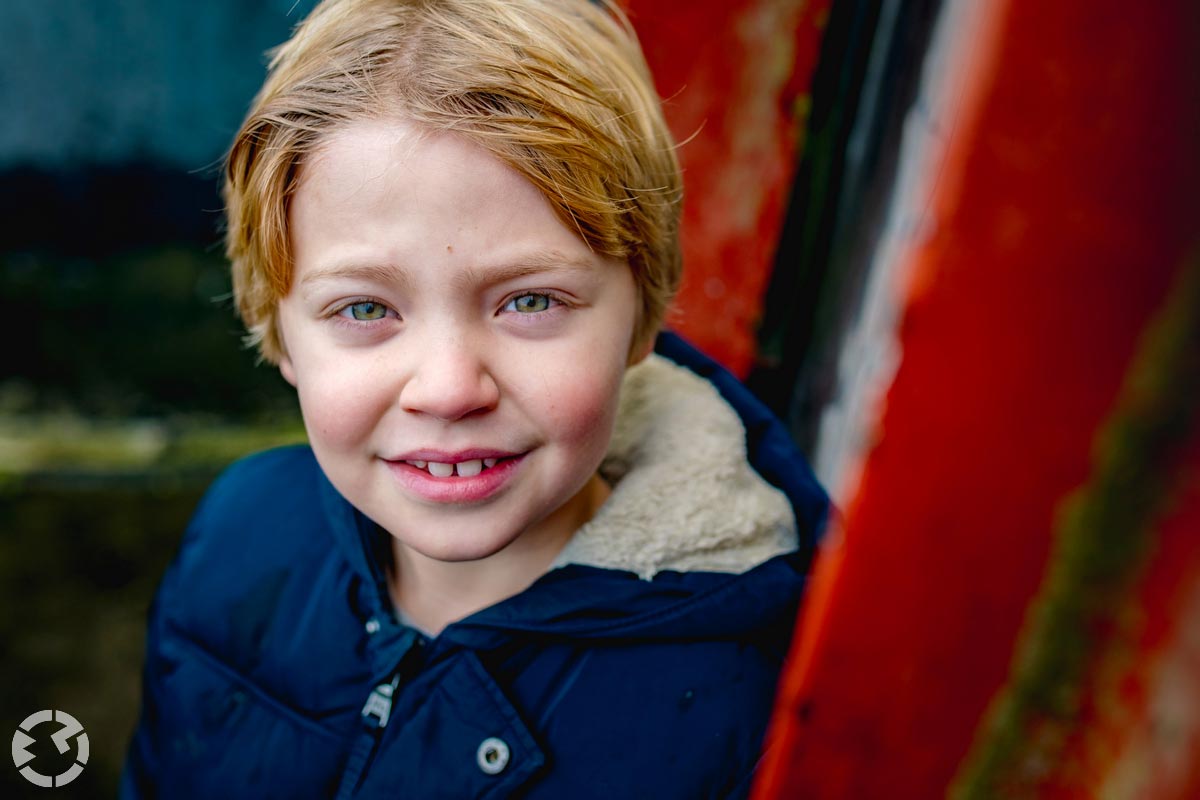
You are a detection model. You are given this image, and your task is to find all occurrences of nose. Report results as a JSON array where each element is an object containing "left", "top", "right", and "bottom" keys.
[{"left": 397, "top": 332, "right": 500, "bottom": 421}]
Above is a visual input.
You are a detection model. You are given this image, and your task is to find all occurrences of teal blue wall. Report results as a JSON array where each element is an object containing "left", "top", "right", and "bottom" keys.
[{"left": 1, "top": 0, "right": 319, "bottom": 170}]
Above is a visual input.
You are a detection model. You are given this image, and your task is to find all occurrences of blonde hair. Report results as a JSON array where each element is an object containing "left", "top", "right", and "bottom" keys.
[{"left": 224, "top": 0, "right": 682, "bottom": 363}]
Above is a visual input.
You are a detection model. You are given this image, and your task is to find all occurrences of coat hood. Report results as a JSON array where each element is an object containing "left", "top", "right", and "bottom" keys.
[{"left": 554, "top": 352, "right": 796, "bottom": 578}]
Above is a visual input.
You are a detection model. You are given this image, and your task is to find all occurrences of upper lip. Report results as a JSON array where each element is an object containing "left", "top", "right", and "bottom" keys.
[{"left": 386, "top": 448, "right": 522, "bottom": 463}]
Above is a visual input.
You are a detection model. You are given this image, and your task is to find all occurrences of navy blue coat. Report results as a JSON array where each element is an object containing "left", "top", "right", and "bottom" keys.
[{"left": 122, "top": 334, "right": 828, "bottom": 799}]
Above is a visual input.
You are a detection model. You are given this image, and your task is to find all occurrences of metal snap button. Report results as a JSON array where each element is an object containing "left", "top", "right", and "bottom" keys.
[
  {"left": 476, "top": 737, "right": 510, "bottom": 775},
  {"left": 365, "top": 617, "right": 381, "bottom": 635}
]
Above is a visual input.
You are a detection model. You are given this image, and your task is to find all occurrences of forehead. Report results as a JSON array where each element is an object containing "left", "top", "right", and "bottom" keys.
[
  {"left": 297, "top": 119, "right": 520, "bottom": 217},
  {"left": 287, "top": 118, "right": 623, "bottom": 291}
]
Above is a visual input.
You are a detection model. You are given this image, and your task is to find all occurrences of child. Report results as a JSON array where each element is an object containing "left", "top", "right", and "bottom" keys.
[{"left": 123, "top": 0, "right": 828, "bottom": 797}]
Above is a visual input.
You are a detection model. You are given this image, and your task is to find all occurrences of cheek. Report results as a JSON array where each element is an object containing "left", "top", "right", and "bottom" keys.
[
  {"left": 539, "top": 359, "right": 626, "bottom": 455},
  {"left": 293, "top": 357, "right": 391, "bottom": 451},
  {"left": 278, "top": 303, "right": 396, "bottom": 453},
  {"left": 299, "top": 389, "right": 368, "bottom": 448}
]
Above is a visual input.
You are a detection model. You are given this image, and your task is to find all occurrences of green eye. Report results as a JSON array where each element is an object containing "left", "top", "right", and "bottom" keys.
[
  {"left": 343, "top": 301, "right": 388, "bottom": 321},
  {"left": 510, "top": 294, "right": 551, "bottom": 313}
]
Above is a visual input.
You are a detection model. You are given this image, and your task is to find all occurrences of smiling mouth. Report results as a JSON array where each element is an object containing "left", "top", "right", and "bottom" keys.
[{"left": 396, "top": 456, "right": 517, "bottom": 478}]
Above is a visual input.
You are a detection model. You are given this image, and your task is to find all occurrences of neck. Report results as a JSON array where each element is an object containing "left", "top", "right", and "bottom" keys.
[{"left": 389, "top": 473, "right": 610, "bottom": 636}]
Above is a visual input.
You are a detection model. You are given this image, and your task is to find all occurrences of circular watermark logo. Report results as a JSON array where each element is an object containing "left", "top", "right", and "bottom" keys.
[{"left": 11, "top": 710, "right": 89, "bottom": 788}]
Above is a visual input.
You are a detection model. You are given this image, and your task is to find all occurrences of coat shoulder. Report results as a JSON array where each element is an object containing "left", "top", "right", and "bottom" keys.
[{"left": 153, "top": 444, "right": 363, "bottom": 670}]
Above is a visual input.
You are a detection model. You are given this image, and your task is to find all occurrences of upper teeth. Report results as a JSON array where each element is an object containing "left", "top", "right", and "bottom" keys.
[
  {"left": 411, "top": 458, "right": 498, "bottom": 477},
  {"left": 427, "top": 461, "right": 454, "bottom": 477}
]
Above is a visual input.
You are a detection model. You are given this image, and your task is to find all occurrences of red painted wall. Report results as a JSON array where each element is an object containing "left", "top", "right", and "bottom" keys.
[
  {"left": 628, "top": 0, "right": 832, "bottom": 376},
  {"left": 752, "top": 0, "right": 1200, "bottom": 796}
]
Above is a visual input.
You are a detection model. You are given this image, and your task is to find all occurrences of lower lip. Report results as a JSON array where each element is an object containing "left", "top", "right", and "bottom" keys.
[{"left": 384, "top": 455, "right": 526, "bottom": 504}]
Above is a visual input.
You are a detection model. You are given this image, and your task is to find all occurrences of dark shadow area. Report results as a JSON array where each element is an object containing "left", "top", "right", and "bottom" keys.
[{"left": 1, "top": 167, "right": 302, "bottom": 797}]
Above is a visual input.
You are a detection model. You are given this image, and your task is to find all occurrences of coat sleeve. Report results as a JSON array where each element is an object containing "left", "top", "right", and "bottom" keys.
[
  {"left": 118, "top": 472, "right": 226, "bottom": 799},
  {"left": 119, "top": 582, "right": 168, "bottom": 798},
  {"left": 120, "top": 446, "right": 350, "bottom": 798},
  {"left": 120, "top": 543, "right": 180, "bottom": 798},
  {"left": 119, "top": 492, "right": 208, "bottom": 800}
]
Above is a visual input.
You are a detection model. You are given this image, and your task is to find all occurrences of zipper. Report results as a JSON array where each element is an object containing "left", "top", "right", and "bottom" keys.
[
  {"left": 360, "top": 674, "right": 400, "bottom": 729},
  {"left": 335, "top": 630, "right": 425, "bottom": 799}
]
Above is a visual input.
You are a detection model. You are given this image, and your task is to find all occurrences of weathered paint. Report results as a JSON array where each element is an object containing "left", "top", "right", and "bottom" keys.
[
  {"left": 951, "top": 256, "right": 1200, "bottom": 797},
  {"left": 1097, "top": 530, "right": 1200, "bottom": 798},
  {"left": 751, "top": 0, "right": 1200, "bottom": 796},
  {"left": 1073, "top": 433, "right": 1200, "bottom": 799},
  {"left": 628, "top": 0, "right": 833, "bottom": 377}
]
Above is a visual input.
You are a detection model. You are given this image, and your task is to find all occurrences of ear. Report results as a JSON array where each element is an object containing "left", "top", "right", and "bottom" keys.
[
  {"left": 272, "top": 318, "right": 298, "bottom": 387},
  {"left": 627, "top": 332, "right": 656, "bottom": 366},
  {"left": 279, "top": 353, "right": 298, "bottom": 387}
]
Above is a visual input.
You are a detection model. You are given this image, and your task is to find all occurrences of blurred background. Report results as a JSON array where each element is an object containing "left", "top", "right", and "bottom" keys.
[
  {"left": 1, "top": 2, "right": 319, "bottom": 795},
  {"left": 3, "top": 0, "right": 1198, "bottom": 798}
]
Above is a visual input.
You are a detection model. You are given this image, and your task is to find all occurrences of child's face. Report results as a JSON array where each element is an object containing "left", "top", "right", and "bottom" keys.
[{"left": 277, "top": 119, "right": 640, "bottom": 564}]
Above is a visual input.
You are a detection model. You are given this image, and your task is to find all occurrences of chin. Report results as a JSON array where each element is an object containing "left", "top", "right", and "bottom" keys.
[{"left": 394, "top": 527, "right": 520, "bottom": 563}]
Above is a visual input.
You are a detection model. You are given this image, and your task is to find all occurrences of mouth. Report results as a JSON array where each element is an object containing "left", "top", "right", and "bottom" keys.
[
  {"left": 383, "top": 450, "right": 527, "bottom": 504},
  {"left": 393, "top": 455, "right": 519, "bottom": 479}
]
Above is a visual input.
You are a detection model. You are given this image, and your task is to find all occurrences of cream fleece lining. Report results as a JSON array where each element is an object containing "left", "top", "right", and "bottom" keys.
[{"left": 553, "top": 354, "right": 798, "bottom": 580}]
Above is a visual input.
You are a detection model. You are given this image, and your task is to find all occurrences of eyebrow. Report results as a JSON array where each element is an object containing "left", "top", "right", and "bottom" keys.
[
  {"left": 451, "top": 251, "right": 598, "bottom": 292},
  {"left": 299, "top": 250, "right": 598, "bottom": 295},
  {"left": 299, "top": 263, "right": 413, "bottom": 296}
]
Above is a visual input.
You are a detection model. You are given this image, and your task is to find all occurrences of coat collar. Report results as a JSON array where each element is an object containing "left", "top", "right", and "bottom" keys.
[{"left": 552, "top": 353, "right": 798, "bottom": 578}]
